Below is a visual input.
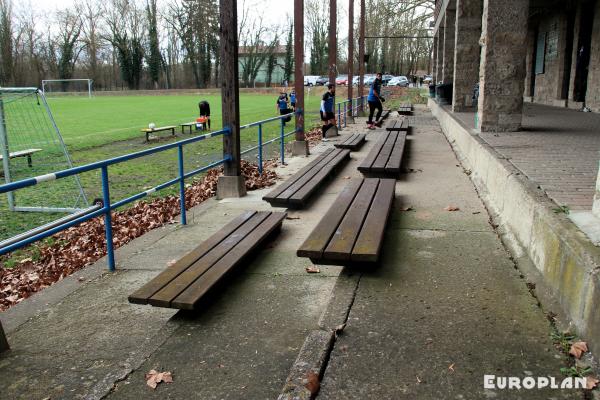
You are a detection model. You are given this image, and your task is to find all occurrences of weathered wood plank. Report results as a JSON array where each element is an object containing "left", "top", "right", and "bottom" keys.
[
  {"left": 358, "top": 133, "right": 387, "bottom": 171},
  {"left": 371, "top": 131, "right": 398, "bottom": 172},
  {"left": 263, "top": 148, "right": 334, "bottom": 203},
  {"left": 384, "top": 131, "right": 407, "bottom": 173},
  {"left": 334, "top": 134, "right": 366, "bottom": 150},
  {"left": 171, "top": 212, "right": 286, "bottom": 309},
  {"left": 148, "top": 212, "right": 270, "bottom": 307},
  {"left": 351, "top": 178, "right": 395, "bottom": 262},
  {"left": 322, "top": 178, "right": 379, "bottom": 260},
  {"left": 297, "top": 179, "right": 363, "bottom": 259},
  {"left": 128, "top": 211, "right": 256, "bottom": 304},
  {"left": 288, "top": 149, "right": 350, "bottom": 206}
]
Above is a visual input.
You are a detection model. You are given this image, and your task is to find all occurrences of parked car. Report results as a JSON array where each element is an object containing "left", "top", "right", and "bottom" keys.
[
  {"left": 304, "top": 75, "right": 319, "bottom": 86},
  {"left": 316, "top": 76, "right": 329, "bottom": 86},
  {"left": 423, "top": 75, "right": 433, "bottom": 84},
  {"left": 336, "top": 75, "right": 348, "bottom": 85},
  {"left": 381, "top": 74, "right": 394, "bottom": 86},
  {"left": 363, "top": 75, "right": 376, "bottom": 86},
  {"left": 388, "top": 76, "right": 409, "bottom": 87}
]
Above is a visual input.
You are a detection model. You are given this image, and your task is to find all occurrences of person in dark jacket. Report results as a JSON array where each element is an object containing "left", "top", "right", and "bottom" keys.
[
  {"left": 367, "top": 73, "right": 383, "bottom": 129},
  {"left": 320, "top": 84, "right": 336, "bottom": 137},
  {"left": 198, "top": 100, "right": 211, "bottom": 130}
]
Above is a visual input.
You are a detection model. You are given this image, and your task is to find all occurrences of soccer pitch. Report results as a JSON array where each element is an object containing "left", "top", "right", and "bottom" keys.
[{"left": 0, "top": 90, "right": 326, "bottom": 242}]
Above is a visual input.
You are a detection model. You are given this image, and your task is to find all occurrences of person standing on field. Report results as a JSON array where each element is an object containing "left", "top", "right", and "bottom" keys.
[
  {"left": 198, "top": 100, "right": 211, "bottom": 130},
  {"left": 320, "top": 84, "right": 336, "bottom": 137},
  {"left": 367, "top": 73, "right": 383, "bottom": 129},
  {"left": 290, "top": 89, "right": 297, "bottom": 111}
]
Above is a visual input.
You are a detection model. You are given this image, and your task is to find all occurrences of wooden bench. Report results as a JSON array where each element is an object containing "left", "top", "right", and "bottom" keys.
[
  {"left": 129, "top": 211, "right": 286, "bottom": 310},
  {"left": 0, "top": 148, "right": 42, "bottom": 167},
  {"left": 297, "top": 177, "right": 395, "bottom": 264},
  {"left": 385, "top": 119, "right": 409, "bottom": 133},
  {"left": 180, "top": 122, "right": 196, "bottom": 134},
  {"left": 334, "top": 134, "right": 366, "bottom": 151},
  {"left": 140, "top": 125, "right": 176, "bottom": 141},
  {"left": 358, "top": 131, "right": 407, "bottom": 177},
  {"left": 398, "top": 103, "right": 413, "bottom": 115},
  {"left": 263, "top": 147, "right": 351, "bottom": 208}
]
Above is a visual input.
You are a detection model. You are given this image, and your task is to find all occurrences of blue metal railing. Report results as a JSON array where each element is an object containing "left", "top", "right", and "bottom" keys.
[
  {"left": 336, "top": 96, "right": 365, "bottom": 129},
  {"left": 0, "top": 112, "right": 298, "bottom": 271}
]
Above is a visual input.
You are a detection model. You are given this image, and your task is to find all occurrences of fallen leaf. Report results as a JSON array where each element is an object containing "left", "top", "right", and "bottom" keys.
[
  {"left": 77, "top": 276, "right": 85, "bottom": 282},
  {"left": 343, "top": 176, "right": 351, "bottom": 179},
  {"left": 416, "top": 375, "right": 422, "bottom": 383},
  {"left": 448, "top": 363, "right": 455, "bottom": 372},
  {"left": 167, "top": 260, "right": 177, "bottom": 267},
  {"left": 586, "top": 376, "right": 599, "bottom": 390},
  {"left": 444, "top": 205, "right": 460, "bottom": 212},
  {"left": 569, "top": 341, "right": 588, "bottom": 359},
  {"left": 334, "top": 323, "right": 346, "bottom": 333},
  {"left": 145, "top": 369, "right": 173, "bottom": 389},
  {"left": 285, "top": 216, "right": 300, "bottom": 220},
  {"left": 399, "top": 206, "right": 413, "bottom": 212},
  {"left": 305, "top": 371, "right": 320, "bottom": 395},
  {"left": 306, "top": 266, "right": 320, "bottom": 273}
]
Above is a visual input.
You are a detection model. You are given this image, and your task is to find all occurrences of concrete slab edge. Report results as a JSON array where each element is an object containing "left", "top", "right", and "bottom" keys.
[
  {"left": 429, "top": 99, "right": 600, "bottom": 356},
  {"left": 278, "top": 272, "right": 361, "bottom": 400}
]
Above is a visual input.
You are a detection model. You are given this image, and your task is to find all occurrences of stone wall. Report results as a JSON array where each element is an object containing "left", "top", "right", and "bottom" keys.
[{"left": 586, "top": 0, "right": 600, "bottom": 112}]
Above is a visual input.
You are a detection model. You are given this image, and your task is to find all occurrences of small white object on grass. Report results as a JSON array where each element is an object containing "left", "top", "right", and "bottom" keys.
[{"left": 148, "top": 122, "right": 156, "bottom": 129}]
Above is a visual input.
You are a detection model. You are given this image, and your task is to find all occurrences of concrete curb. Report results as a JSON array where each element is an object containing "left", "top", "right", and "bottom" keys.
[
  {"left": 429, "top": 99, "right": 600, "bottom": 355},
  {"left": 278, "top": 271, "right": 361, "bottom": 400}
]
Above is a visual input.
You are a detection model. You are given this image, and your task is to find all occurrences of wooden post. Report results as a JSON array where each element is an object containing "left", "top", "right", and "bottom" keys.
[
  {"left": 328, "top": 0, "right": 337, "bottom": 86},
  {"left": 347, "top": 0, "right": 354, "bottom": 108},
  {"left": 292, "top": 0, "right": 309, "bottom": 156},
  {"left": 0, "top": 320, "right": 8, "bottom": 353},
  {"left": 358, "top": 0, "right": 365, "bottom": 112},
  {"left": 217, "top": 0, "right": 246, "bottom": 199}
]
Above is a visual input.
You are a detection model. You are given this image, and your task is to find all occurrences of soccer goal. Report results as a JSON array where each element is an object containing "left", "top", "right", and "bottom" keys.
[
  {"left": 41, "top": 79, "right": 93, "bottom": 98},
  {"left": 0, "top": 87, "right": 89, "bottom": 213}
]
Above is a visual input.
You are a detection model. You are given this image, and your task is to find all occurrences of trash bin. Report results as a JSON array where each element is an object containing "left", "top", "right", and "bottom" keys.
[
  {"left": 428, "top": 84, "right": 436, "bottom": 98},
  {"left": 435, "top": 83, "right": 453, "bottom": 105}
]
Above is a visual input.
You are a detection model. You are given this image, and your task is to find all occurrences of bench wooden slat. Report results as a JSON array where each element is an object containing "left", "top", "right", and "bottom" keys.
[
  {"left": 263, "top": 148, "right": 335, "bottom": 202},
  {"left": 335, "top": 134, "right": 366, "bottom": 151},
  {"left": 288, "top": 149, "right": 350, "bottom": 206},
  {"left": 371, "top": 132, "right": 398, "bottom": 172},
  {"left": 147, "top": 212, "right": 271, "bottom": 307},
  {"left": 351, "top": 179, "right": 396, "bottom": 262},
  {"left": 276, "top": 148, "right": 343, "bottom": 202},
  {"left": 385, "top": 132, "right": 407, "bottom": 173},
  {"left": 322, "top": 179, "right": 379, "bottom": 261},
  {"left": 297, "top": 179, "right": 363, "bottom": 259},
  {"left": 171, "top": 212, "right": 286, "bottom": 309},
  {"left": 128, "top": 211, "right": 257, "bottom": 305},
  {"left": 358, "top": 135, "right": 384, "bottom": 172}
]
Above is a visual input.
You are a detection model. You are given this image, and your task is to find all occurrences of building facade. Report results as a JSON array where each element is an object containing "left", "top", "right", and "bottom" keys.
[{"left": 432, "top": 0, "right": 600, "bottom": 132}]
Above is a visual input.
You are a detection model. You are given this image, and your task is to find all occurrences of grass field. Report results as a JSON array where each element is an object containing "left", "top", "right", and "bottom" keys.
[{"left": 0, "top": 87, "right": 426, "bottom": 243}]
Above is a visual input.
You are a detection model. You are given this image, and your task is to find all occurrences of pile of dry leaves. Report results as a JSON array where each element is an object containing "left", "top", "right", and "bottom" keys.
[
  {"left": 0, "top": 160, "right": 277, "bottom": 311},
  {"left": 304, "top": 127, "right": 323, "bottom": 148}
]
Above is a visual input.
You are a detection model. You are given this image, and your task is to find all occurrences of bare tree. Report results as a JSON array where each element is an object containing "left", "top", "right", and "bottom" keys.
[
  {"left": 55, "top": 9, "right": 83, "bottom": 88},
  {"left": 0, "top": 0, "right": 13, "bottom": 85},
  {"left": 77, "top": 0, "right": 104, "bottom": 87}
]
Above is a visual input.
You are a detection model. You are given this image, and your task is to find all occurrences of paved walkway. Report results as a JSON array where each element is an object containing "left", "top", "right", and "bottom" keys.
[
  {"left": 0, "top": 106, "right": 584, "bottom": 399},
  {"left": 453, "top": 103, "right": 600, "bottom": 211}
]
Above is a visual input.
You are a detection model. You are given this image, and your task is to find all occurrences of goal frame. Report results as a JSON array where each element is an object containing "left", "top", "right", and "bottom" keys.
[{"left": 41, "top": 79, "right": 93, "bottom": 98}]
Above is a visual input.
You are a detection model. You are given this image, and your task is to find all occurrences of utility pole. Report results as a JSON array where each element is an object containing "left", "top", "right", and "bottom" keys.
[
  {"left": 216, "top": 0, "right": 246, "bottom": 199},
  {"left": 348, "top": 0, "right": 354, "bottom": 109},
  {"left": 328, "top": 0, "right": 337, "bottom": 86},
  {"left": 358, "top": 0, "right": 365, "bottom": 112},
  {"left": 292, "top": 0, "right": 309, "bottom": 156}
]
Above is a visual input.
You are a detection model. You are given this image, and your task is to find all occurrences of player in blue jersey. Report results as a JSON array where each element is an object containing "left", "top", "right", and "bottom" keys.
[{"left": 320, "top": 84, "right": 336, "bottom": 137}]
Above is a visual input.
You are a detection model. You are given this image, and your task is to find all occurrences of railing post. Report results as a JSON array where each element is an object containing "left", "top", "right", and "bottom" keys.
[
  {"left": 280, "top": 118, "right": 285, "bottom": 164},
  {"left": 101, "top": 166, "right": 116, "bottom": 272},
  {"left": 258, "top": 124, "right": 263, "bottom": 175},
  {"left": 177, "top": 144, "right": 187, "bottom": 225},
  {"left": 337, "top": 103, "right": 341, "bottom": 129},
  {"left": 344, "top": 101, "right": 347, "bottom": 127}
]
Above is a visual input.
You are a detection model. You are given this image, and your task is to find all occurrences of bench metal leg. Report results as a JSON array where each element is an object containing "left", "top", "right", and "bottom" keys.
[
  {"left": 0, "top": 321, "right": 9, "bottom": 353},
  {"left": 27, "top": 155, "right": 32, "bottom": 168}
]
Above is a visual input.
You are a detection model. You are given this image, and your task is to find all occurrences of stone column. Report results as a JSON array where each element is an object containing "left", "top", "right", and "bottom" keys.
[
  {"left": 593, "top": 161, "right": 600, "bottom": 218},
  {"left": 477, "top": 0, "right": 529, "bottom": 132},
  {"left": 442, "top": 8, "right": 456, "bottom": 84},
  {"left": 452, "top": 0, "right": 482, "bottom": 111}
]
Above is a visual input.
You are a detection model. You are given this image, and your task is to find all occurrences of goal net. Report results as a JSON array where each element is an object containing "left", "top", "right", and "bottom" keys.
[
  {"left": 41, "top": 79, "right": 93, "bottom": 98},
  {"left": 0, "top": 87, "right": 88, "bottom": 214}
]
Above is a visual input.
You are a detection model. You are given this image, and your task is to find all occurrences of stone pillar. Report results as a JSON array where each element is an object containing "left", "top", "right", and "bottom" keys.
[
  {"left": 594, "top": 161, "right": 600, "bottom": 218},
  {"left": 477, "top": 0, "right": 529, "bottom": 132},
  {"left": 452, "top": 0, "right": 482, "bottom": 111},
  {"left": 442, "top": 8, "right": 456, "bottom": 84}
]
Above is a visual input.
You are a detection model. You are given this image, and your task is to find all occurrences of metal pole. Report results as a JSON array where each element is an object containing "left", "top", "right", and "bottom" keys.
[
  {"left": 344, "top": 102, "right": 347, "bottom": 127},
  {"left": 348, "top": 0, "right": 354, "bottom": 104},
  {"left": 258, "top": 124, "right": 263, "bottom": 175},
  {"left": 0, "top": 92, "right": 14, "bottom": 211},
  {"left": 280, "top": 119, "right": 285, "bottom": 164},
  {"left": 177, "top": 144, "right": 187, "bottom": 225},
  {"left": 337, "top": 104, "right": 341, "bottom": 129},
  {"left": 294, "top": 0, "right": 305, "bottom": 142},
  {"left": 101, "top": 166, "right": 116, "bottom": 272}
]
